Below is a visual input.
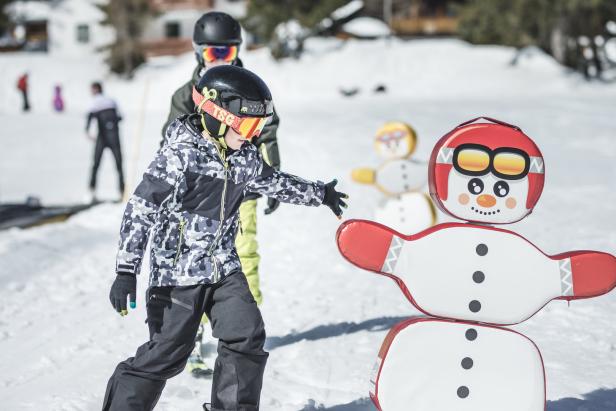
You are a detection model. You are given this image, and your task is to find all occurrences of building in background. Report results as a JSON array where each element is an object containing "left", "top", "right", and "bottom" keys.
[
  {"left": 141, "top": 0, "right": 247, "bottom": 57},
  {"left": 3, "top": 0, "right": 114, "bottom": 55},
  {"left": 1, "top": 0, "right": 247, "bottom": 56},
  {"left": 363, "top": 0, "right": 466, "bottom": 36}
]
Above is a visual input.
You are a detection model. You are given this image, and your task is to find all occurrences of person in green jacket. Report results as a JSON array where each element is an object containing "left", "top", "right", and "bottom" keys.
[{"left": 161, "top": 11, "right": 280, "bottom": 377}]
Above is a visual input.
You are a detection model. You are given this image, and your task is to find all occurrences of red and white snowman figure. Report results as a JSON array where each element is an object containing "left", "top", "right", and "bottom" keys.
[{"left": 337, "top": 117, "right": 616, "bottom": 411}]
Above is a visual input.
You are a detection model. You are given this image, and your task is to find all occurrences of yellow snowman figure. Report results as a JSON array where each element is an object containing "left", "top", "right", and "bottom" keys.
[{"left": 352, "top": 121, "right": 437, "bottom": 233}]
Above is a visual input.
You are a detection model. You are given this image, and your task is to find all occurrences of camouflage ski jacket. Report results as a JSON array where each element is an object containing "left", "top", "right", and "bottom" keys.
[{"left": 116, "top": 115, "right": 324, "bottom": 287}]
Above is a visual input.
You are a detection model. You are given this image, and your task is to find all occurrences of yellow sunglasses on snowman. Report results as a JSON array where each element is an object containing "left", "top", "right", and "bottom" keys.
[{"left": 453, "top": 144, "right": 531, "bottom": 180}]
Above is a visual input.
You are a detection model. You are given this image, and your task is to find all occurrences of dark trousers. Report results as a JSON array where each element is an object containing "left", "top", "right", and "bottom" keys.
[
  {"left": 102, "top": 272, "right": 268, "bottom": 411},
  {"left": 21, "top": 90, "right": 30, "bottom": 111},
  {"left": 90, "top": 133, "right": 125, "bottom": 193}
]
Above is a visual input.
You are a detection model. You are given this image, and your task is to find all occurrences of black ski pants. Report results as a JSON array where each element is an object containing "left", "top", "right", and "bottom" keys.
[
  {"left": 102, "top": 272, "right": 268, "bottom": 411},
  {"left": 90, "top": 133, "right": 125, "bottom": 193},
  {"left": 21, "top": 89, "right": 30, "bottom": 111}
]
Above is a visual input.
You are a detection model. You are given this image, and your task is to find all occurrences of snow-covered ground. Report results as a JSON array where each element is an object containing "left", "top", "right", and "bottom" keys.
[{"left": 1, "top": 38, "right": 616, "bottom": 410}]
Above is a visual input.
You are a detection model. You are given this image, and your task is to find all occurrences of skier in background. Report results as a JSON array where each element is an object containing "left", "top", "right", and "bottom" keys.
[
  {"left": 161, "top": 11, "right": 282, "bottom": 377},
  {"left": 103, "top": 65, "right": 348, "bottom": 411},
  {"left": 85, "top": 82, "right": 124, "bottom": 203},
  {"left": 16, "top": 72, "right": 30, "bottom": 112},
  {"left": 53, "top": 84, "right": 64, "bottom": 112}
]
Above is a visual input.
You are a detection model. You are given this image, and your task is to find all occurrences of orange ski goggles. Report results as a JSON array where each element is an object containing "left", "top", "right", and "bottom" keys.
[
  {"left": 453, "top": 144, "right": 532, "bottom": 180},
  {"left": 193, "top": 87, "right": 270, "bottom": 140},
  {"left": 200, "top": 45, "right": 238, "bottom": 63}
]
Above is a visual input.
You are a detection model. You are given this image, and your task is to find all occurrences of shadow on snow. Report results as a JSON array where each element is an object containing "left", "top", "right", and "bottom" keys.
[
  {"left": 265, "top": 316, "right": 410, "bottom": 351},
  {"left": 298, "top": 389, "right": 616, "bottom": 411}
]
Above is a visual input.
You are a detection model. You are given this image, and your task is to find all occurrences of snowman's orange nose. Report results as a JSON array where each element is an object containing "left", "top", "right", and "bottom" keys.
[{"left": 477, "top": 194, "right": 496, "bottom": 208}]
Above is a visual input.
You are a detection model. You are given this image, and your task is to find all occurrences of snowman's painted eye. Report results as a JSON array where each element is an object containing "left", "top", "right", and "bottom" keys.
[
  {"left": 467, "top": 178, "right": 484, "bottom": 195},
  {"left": 494, "top": 181, "right": 510, "bottom": 197}
]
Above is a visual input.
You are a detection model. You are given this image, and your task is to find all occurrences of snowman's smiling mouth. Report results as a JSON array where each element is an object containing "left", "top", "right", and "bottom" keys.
[{"left": 471, "top": 206, "right": 500, "bottom": 216}]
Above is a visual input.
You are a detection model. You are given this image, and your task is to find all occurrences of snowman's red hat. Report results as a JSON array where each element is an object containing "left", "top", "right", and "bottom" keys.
[{"left": 429, "top": 117, "right": 545, "bottom": 219}]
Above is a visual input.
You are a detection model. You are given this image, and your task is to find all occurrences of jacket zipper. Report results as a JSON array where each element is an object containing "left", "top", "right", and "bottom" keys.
[
  {"left": 174, "top": 218, "right": 186, "bottom": 266},
  {"left": 207, "top": 148, "right": 229, "bottom": 283}
]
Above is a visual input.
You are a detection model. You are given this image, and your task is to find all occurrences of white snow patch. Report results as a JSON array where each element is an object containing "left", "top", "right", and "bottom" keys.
[{"left": 342, "top": 17, "right": 391, "bottom": 38}]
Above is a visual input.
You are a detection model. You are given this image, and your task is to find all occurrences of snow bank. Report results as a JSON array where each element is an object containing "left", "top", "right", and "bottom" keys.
[{"left": 342, "top": 17, "right": 391, "bottom": 38}]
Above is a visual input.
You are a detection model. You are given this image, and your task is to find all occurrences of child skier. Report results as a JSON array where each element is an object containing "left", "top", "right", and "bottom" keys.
[
  {"left": 163, "top": 11, "right": 282, "bottom": 377},
  {"left": 102, "top": 65, "right": 348, "bottom": 411}
]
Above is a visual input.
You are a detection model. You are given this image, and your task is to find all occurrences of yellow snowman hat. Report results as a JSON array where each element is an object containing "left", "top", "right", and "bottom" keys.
[{"left": 374, "top": 121, "right": 418, "bottom": 160}]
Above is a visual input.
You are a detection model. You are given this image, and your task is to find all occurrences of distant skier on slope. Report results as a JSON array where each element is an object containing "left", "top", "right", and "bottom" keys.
[
  {"left": 85, "top": 82, "right": 124, "bottom": 203},
  {"left": 53, "top": 84, "right": 64, "bottom": 112},
  {"left": 16, "top": 72, "right": 30, "bottom": 112},
  {"left": 102, "top": 65, "right": 348, "bottom": 411},
  {"left": 161, "top": 11, "right": 283, "bottom": 377}
]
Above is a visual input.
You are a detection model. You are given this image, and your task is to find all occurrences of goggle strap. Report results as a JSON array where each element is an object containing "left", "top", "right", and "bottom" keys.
[
  {"left": 193, "top": 86, "right": 267, "bottom": 139},
  {"left": 192, "top": 86, "right": 218, "bottom": 112},
  {"left": 455, "top": 117, "right": 522, "bottom": 132},
  {"left": 202, "top": 100, "right": 242, "bottom": 129}
]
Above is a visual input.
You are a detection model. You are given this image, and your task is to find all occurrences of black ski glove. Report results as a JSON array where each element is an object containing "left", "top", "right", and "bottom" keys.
[
  {"left": 322, "top": 179, "right": 349, "bottom": 219},
  {"left": 264, "top": 197, "right": 280, "bottom": 215},
  {"left": 109, "top": 273, "right": 136, "bottom": 316}
]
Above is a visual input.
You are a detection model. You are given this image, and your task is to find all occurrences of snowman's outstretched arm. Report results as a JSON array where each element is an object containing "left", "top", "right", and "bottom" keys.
[{"left": 337, "top": 219, "right": 616, "bottom": 324}]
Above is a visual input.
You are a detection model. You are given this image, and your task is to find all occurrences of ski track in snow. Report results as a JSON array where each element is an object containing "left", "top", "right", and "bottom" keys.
[{"left": 1, "top": 38, "right": 616, "bottom": 410}]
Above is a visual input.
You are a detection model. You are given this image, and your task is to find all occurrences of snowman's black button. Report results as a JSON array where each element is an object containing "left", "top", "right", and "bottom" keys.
[
  {"left": 465, "top": 328, "right": 478, "bottom": 341},
  {"left": 476, "top": 244, "right": 488, "bottom": 256},
  {"left": 457, "top": 386, "right": 470, "bottom": 398},
  {"left": 461, "top": 357, "right": 473, "bottom": 370},
  {"left": 473, "top": 271, "right": 485, "bottom": 283},
  {"left": 469, "top": 300, "right": 482, "bottom": 312}
]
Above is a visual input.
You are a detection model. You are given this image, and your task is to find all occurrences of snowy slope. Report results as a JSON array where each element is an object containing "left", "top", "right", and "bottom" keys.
[{"left": 1, "top": 38, "right": 616, "bottom": 410}]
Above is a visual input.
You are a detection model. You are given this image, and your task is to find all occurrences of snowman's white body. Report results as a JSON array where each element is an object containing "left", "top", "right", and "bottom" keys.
[
  {"left": 370, "top": 159, "right": 428, "bottom": 196},
  {"left": 372, "top": 319, "right": 546, "bottom": 411}
]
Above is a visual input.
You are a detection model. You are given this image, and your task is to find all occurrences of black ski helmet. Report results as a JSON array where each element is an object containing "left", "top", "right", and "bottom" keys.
[
  {"left": 193, "top": 12, "right": 242, "bottom": 61},
  {"left": 194, "top": 65, "right": 273, "bottom": 139},
  {"left": 193, "top": 12, "right": 242, "bottom": 65}
]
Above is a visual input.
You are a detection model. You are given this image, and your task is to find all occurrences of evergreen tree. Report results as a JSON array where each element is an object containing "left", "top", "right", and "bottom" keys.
[
  {"left": 0, "top": 0, "right": 13, "bottom": 37},
  {"left": 457, "top": 0, "right": 616, "bottom": 67},
  {"left": 98, "top": 0, "right": 156, "bottom": 77},
  {"left": 243, "top": 0, "right": 349, "bottom": 44}
]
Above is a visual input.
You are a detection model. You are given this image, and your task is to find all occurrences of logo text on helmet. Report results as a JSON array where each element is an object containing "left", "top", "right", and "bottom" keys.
[{"left": 211, "top": 104, "right": 237, "bottom": 126}]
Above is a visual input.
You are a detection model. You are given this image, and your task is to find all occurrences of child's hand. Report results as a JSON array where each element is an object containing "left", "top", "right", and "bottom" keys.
[
  {"left": 109, "top": 273, "right": 137, "bottom": 316},
  {"left": 323, "top": 179, "right": 349, "bottom": 219}
]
